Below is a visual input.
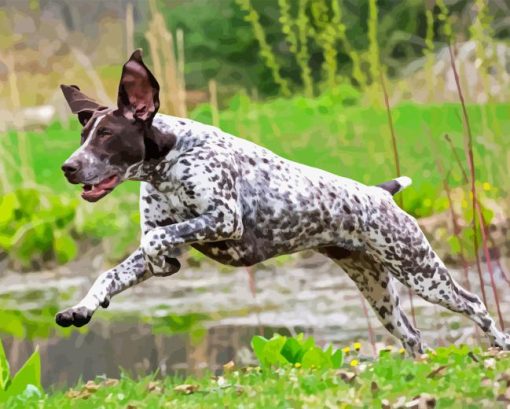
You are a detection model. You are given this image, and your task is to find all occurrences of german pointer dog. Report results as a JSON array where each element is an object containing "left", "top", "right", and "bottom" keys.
[{"left": 56, "top": 50, "right": 509, "bottom": 355}]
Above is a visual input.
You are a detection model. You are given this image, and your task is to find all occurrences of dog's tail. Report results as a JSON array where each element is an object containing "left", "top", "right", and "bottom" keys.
[{"left": 376, "top": 176, "right": 412, "bottom": 195}]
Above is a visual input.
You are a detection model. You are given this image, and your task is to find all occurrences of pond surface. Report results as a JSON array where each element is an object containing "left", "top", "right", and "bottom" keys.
[{"left": 1, "top": 251, "right": 509, "bottom": 389}]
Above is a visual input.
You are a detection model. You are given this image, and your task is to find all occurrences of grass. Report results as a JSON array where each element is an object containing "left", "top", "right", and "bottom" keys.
[{"left": 7, "top": 345, "right": 510, "bottom": 408}]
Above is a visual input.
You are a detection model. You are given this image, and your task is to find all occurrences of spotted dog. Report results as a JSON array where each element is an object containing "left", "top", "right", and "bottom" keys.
[{"left": 56, "top": 50, "right": 509, "bottom": 355}]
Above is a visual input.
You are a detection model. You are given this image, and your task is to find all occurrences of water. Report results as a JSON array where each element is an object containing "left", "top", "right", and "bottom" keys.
[{"left": 1, "top": 251, "right": 508, "bottom": 389}]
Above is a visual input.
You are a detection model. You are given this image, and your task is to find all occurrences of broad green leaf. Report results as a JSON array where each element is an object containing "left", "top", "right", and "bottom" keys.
[
  {"left": 281, "top": 338, "right": 302, "bottom": 364},
  {"left": 330, "top": 349, "right": 344, "bottom": 368},
  {"left": 0, "top": 193, "right": 18, "bottom": 225},
  {"left": 262, "top": 335, "right": 287, "bottom": 367},
  {"left": 296, "top": 336, "right": 315, "bottom": 362},
  {"left": 0, "top": 340, "right": 10, "bottom": 391},
  {"left": 302, "top": 347, "right": 331, "bottom": 369},
  {"left": 251, "top": 336, "right": 268, "bottom": 366},
  {"left": 5, "top": 347, "right": 41, "bottom": 398}
]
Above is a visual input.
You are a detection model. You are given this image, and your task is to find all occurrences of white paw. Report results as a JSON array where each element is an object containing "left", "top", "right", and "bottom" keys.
[{"left": 499, "top": 334, "right": 510, "bottom": 351}]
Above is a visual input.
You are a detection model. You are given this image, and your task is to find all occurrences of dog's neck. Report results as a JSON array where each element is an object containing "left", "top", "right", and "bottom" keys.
[{"left": 124, "top": 116, "right": 179, "bottom": 183}]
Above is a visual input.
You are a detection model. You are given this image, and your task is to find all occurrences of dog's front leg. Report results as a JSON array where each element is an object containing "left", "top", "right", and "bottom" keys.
[
  {"left": 141, "top": 213, "right": 242, "bottom": 259},
  {"left": 55, "top": 247, "right": 176, "bottom": 327}
]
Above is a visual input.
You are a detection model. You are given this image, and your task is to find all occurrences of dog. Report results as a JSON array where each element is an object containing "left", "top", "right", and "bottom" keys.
[{"left": 56, "top": 49, "right": 509, "bottom": 355}]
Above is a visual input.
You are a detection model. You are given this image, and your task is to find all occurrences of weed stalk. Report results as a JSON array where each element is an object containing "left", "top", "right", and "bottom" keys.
[
  {"left": 448, "top": 45, "right": 504, "bottom": 330},
  {"left": 237, "top": 0, "right": 291, "bottom": 96}
]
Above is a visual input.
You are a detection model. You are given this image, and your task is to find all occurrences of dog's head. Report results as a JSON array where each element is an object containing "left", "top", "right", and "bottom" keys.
[{"left": 61, "top": 50, "right": 165, "bottom": 202}]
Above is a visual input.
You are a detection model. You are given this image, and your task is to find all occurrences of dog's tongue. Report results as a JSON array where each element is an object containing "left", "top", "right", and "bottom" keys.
[{"left": 82, "top": 175, "right": 119, "bottom": 202}]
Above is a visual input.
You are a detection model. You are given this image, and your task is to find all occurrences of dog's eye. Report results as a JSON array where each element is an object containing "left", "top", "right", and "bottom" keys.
[{"left": 97, "top": 128, "right": 112, "bottom": 138}]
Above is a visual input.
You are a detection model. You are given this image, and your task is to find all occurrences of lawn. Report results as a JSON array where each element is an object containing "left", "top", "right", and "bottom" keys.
[{"left": 6, "top": 342, "right": 510, "bottom": 408}]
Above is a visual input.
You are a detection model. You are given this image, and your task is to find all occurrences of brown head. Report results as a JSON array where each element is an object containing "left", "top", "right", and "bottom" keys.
[{"left": 61, "top": 49, "right": 171, "bottom": 202}]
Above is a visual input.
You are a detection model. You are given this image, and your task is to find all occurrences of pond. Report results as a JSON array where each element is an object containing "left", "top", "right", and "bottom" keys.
[{"left": 1, "top": 251, "right": 508, "bottom": 390}]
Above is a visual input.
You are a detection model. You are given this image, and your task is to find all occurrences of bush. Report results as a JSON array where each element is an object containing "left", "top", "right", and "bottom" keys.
[{"left": 0, "top": 188, "right": 79, "bottom": 268}]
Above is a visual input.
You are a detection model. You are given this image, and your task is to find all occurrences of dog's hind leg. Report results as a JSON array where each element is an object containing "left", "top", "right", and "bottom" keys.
[
  {"left": 365, "top": 201, "right": 510, "bottom": 349},
  {"left": 320, "top": 247, "right": 425, "bottom": 356}
]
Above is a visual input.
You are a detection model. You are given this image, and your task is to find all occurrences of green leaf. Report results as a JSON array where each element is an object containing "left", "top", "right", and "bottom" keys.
[
  {"left": 447, "top": 236, "right": 461, "bottom": 255},
  {"left": 296, "top": 336, "right": 315, "bottom": 362},
  {"left": 262, "top": 335, "right": 287, "bottom": 367},
  {"left": 251, "top": 336, "right": 268, "bottom": 366},
  {"left": 0, "top": 193, "right": 18, "bottom": 226},
  {"left": 5, "top": 347, "right": 41, "bottom": 398},
  {"left": 0, "top": 340, "right": 10, "bottom": 391},
  {"left": 53, "top": 233, "right": 77, "bottom": 264},
  {"left": 330, "top": 349, "right": 344, "bottom": 368},
  {"left": 302, "top": 346, "right": 331, "bottom": 369},
  {"left": 281, "top": 338, "right": 302, "bottom": 364}
]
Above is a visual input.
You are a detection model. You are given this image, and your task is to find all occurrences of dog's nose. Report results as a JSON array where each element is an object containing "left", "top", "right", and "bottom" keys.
[{"left": 62, "top": 161, "right": 80, "bottom": 175}]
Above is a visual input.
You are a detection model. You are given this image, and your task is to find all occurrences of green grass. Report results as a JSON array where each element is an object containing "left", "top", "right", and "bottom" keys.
[{"left": 7, "top": 345, "right": 510, "bottom": 408}]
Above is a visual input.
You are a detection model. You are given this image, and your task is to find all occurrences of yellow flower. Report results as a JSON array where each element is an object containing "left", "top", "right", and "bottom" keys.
[
  {"left": 483, "top": 182, "right": 491, "bottom": 191},
  {"left": 342, "top": 347, "right": 351, "bottom": 354},
  {"left": 350, "top": 359, "right": 359, "bottom": 367},
  {"left": 399, "top": 348, "right": 405, "bottom": 354},
  {"left": 353, "top": 342, "right": 361, "bottom": 351},
  {"left": 294, "top": 363, "right": 302, "bottom": 368}
]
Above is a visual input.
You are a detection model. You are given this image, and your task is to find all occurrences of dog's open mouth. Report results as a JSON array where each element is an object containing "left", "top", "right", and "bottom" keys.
[{"left": 81, "top": 175, "right": 120, "bottom": 202}]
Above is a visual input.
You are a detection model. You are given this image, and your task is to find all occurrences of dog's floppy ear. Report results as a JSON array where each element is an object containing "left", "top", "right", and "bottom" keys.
[
  {"left": 60, "top": 85, "right": 106, "bottom": 126},
  {"left": 117, "top": 49, "right": 160, "bottom": 123}
]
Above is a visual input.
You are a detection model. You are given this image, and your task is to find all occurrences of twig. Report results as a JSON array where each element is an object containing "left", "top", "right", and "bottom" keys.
[
  {"left": 358, "top": 293, "right": 377, "bottom": 357},
  {"left": 246, "top": 266, "right": 263, "bottom": 336},
  {"left": 430, "top": 135, "right": 472, "bottom": 290},
  {"left": 448, "top": 45, "right": 504, "bottom": 330},
  {"left": 445, "top": 133, "right": 510, "bottom": 286}
]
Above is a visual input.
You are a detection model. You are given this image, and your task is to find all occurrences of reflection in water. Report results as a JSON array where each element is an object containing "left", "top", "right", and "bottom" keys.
[{"left": 4, "top": 322, "right": 296, "bottom": 389}]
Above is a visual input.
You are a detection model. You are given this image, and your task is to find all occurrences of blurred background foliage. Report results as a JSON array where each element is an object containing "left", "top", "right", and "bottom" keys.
[{"left": 1, "top": 0, "right": 510, "bottom": 271}]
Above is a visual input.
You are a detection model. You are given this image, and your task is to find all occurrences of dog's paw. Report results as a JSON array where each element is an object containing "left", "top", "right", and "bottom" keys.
[
  {"left": 55, "top": 306, "right": 93, "bottom": 328},
  {"left": 493, "top": 333, "right": 510, "bottom": 351}
]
